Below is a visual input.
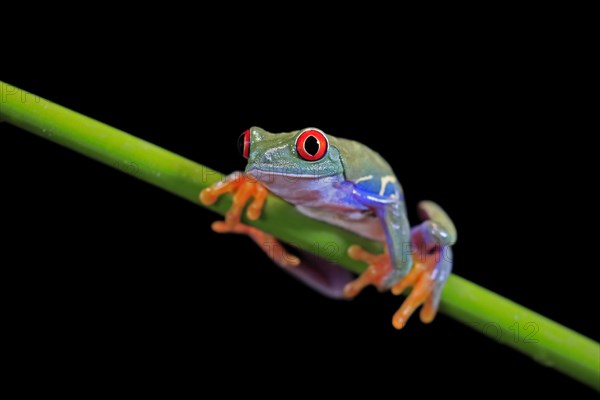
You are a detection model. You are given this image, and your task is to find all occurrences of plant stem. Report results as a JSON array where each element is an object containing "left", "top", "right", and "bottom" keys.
[{"left": 1, "top": 81, "right": 598, "bottom": 391}]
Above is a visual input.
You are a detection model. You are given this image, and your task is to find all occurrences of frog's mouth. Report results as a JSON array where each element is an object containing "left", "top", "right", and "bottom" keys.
[
  {"left": 246, "top": 168, "right": 341, "bottom": 184},
  {"left": 280, "top": 247, "right": 354, "bottom": 299}
]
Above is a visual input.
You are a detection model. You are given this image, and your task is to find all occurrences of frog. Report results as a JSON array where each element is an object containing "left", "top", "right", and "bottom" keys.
[{"left": 200, "top": 127, "right": 456, "bottom": 329}]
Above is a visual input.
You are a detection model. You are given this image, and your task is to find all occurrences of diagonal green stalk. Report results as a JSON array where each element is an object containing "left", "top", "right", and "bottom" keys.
[{"left": 1, "top": 81, "right": 598, "bottom": 391}]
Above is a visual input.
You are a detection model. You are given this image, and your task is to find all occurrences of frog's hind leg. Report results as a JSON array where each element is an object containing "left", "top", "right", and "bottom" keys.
[
  {"left": 391, "top": 201, "right": 455, "bottom": 329},
  {"left": 211, "top": 221, "right": 300, "bottom": 268}
]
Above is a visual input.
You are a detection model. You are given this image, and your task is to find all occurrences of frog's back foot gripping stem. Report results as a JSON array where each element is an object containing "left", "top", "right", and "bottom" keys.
[{"left": 390, "top": 201, "right": 456, "bottom": 328}]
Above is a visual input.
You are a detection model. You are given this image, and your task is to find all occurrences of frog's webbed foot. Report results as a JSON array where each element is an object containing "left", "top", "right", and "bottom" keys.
[
  {"left": 391, "top": 201, "right": 455, "bottom": 329},
  {"left": 199, "top": 172, "right": 300, "bottom": 268},
  {"left": 343, "top": 245, "right": 392, "bottom": 298}
]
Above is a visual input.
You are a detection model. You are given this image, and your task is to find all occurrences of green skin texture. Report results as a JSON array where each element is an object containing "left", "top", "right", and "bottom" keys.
[
  {"left": 1, "top": 81, "right": 598, "bottom": 391},
  {"left": 244, "top": 127, "right": 413, "bottom": 287}
]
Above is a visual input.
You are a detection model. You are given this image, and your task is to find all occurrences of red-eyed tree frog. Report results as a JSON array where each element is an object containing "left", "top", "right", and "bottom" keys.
[{"left": 200, "top": 127, "right": 456, "bottom": 329}]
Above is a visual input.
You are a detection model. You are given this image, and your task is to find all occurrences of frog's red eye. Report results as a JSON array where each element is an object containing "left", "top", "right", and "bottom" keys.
[
  {"left": 238, "top": 129, "right": 251, "bottom": 159},
  {"left": 296, "top": 129, "right": 328, "bottom": 161}
]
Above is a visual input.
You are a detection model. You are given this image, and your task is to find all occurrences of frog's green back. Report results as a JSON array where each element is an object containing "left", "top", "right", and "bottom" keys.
[{"left": 329, "top": 136, "right": 397, "bottom": 185}]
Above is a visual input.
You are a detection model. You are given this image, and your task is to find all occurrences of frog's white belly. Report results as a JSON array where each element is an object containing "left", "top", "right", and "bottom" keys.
[
  {"left": 296, "top": 205, "right": 385, "bottom": 242},
  {"left": 253, "top": 171, "right": 386, "bottom": 241}
]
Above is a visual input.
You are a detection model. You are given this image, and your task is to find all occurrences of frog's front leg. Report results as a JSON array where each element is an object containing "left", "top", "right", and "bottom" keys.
[
  {"left": 343, "top": 199, "right": 412, "bottom": 297},
  {"left": 200, "top": 172, "right": 300, "bottom": 268},
  {"left": 390, "top": 201, "right": 456, "bottom": 328},
  {"left": 344, "top": 200, "right": 456, "bottom": 329}
]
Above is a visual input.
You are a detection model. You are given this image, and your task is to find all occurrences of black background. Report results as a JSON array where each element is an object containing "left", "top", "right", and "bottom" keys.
[{"left": 2, "top": 49, "right": 598, "bottom": 396}]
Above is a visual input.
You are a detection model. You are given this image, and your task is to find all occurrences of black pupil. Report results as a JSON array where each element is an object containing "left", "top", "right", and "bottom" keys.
[
  {"left": 237, "top": 134, "right": 246, "bottom": 156},
  {"left": 304, "top": 135, "right": 319, "bottom": 156}
]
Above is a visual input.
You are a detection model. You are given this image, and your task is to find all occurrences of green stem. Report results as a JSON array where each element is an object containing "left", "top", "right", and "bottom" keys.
[{"left": 1, "top": 81, "right": 598, "bottom": 391}]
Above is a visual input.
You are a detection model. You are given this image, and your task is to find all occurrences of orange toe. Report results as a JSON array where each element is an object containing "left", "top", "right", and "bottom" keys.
[
  {"left": 392, "top": 273, "right": 433, "bottom": 329},
  {"left": 343, "top": 265, "right": 377, "bottom": 297},
  {"left": 200, "top": 172, "right": 269, "bottom": 226},
  {"left": 390, "top": 265, "right": 421, "bottom": 296},
  {"left": 390, "top": 249, "right": 441, "bottom": 329},
  {"left": 199, "top": 172, "right": 244, "bottom": 206},
  {"left": 199, "top": 189, "right": 217, "bottom": 205},
  {"left": 343, "top": 245, "right": 391, "bottom": 298},
  {"left": 419, "top": 297, "right": 437, "bottom": 324},
  {"left": 246, "top": 183, "right": 267, "bottom": 220}
]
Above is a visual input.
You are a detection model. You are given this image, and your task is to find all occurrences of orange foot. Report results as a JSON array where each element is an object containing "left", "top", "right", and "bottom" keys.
[
  {"left": 343, "top": 240, "right": 450, "bottom": 330},
  {"left": 392, "top": 250, "right": 437, "bottom": 329},
  {"left": 389, "top": 246, "right": 446, "bottom": 329},
  {"left": 199, "top": 172, "right": 299, "bottom": 268},
  {"left": 343, "top": 245, "right": 392, "bottom": 298}
]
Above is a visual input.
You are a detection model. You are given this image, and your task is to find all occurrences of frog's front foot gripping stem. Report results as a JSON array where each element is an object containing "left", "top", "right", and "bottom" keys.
[
  {"left": 199, "top": 172, "right": 300, "bottom": 268},
  {"left": 345, "top": 201, "right": 456, "bottom": 329}
]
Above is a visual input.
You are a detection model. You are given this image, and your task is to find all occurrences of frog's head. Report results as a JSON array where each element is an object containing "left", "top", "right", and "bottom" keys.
[{"left": 239, "top": 127, "right": 344, "bottom": 184}]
